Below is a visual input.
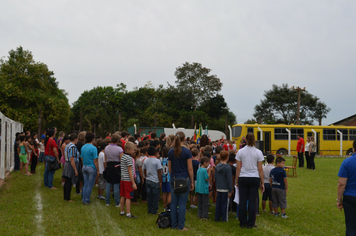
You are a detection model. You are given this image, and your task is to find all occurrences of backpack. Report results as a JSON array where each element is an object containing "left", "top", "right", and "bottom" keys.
[{"left": 156, "top": 210, "right": 171, "bottom": 229}]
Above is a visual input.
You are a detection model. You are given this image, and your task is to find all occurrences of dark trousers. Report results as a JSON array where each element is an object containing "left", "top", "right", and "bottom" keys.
[
  {"left": 14, "top": 153, "right": 20, "bottom": 170},
  {"left": 133, "top": 182, "right": 141, "bottom": 202},
  {"left": 298, "top": 152, "right": 304, "bottom": 167},
  {"left": 30, "top": 154, "right": 38, "bottom": 173},
  {"left": 63, "top": 176, "right": 72, "bottom": 201},
  {"left": 238, "top": 177, "right": 260, "bottom": 227},
  {"left": 215, "top": 191, "right": 229, "bottom": 221},
  {"left": 141, "top": 180, "right": 147, "bottom": 201},
  {"left": 197, "top": 193, "right": 209, "bottom": 219},
  {"left": 310, "top": 152, "right": 316, "bottom": 170},
  {"left": 305, "top": 151, "right": 310, "bottom": 169},
  {"left": 344, "top": 195, "right": 356, "bottom": 236},
  {"left": 146, "top": 180, "right": 160, "bottom": 214}
]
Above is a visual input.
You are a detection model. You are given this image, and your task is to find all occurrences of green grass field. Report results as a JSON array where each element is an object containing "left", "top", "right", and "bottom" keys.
[{"left": 0, "top": 157, "right": 347, "bottom": 236}]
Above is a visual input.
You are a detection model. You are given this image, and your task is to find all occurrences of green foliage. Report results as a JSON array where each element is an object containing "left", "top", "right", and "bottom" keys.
[
  {"left": 0, "top": 46, "right": 70, "bottom": 131},
  {"left": 253, "top": 84, "right": 330, "bottom": 125},
  {"left": 174, "top": 62, "right": 222, "bottom": 110}
]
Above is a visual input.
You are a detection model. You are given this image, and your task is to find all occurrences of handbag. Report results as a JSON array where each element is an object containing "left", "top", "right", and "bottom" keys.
[
  {"left": 173, "top": 177, "right": 189, "bottom": 194},
  {"left": 48, "top": 159, "right": 60, "bottom": 171},
  {"left": 47, "top": 139, "right": 60, "bottom": 171}
]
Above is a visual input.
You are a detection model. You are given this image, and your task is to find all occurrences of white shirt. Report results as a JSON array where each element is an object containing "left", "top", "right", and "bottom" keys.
[
  {"left": 236, "top": 146, "right": 264, "bottom": 178},
  {"left": 98, "top": 152, "right": 105, "bottom": 174},
  {"left": 305, "top": 142, "right": 310, "bottom": 152},
  {"left": 263, "top": 164, "right": 275, "bottom": 183}
]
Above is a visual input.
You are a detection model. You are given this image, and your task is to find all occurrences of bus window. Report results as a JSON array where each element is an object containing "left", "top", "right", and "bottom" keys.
[
  {"left": 350, "top": 129, "right": 356, "bottom": 141},
  {"left": 291, "top": 128, "right": 304, "bottom": 140},
  {"left": 275, "top": 128, "right": 288, "bottom": 140},
  {"left": 323, "top": 129, "right": 336, "bottom": 140},
  {"left": 337, "top": 129, "right": 348, "bottom": 141},
  {"left": 247, "top": 127, "right": 253, "bottom": 134},
  {"left": 232, "top": 126, "right": 242, "bottom": 138}
]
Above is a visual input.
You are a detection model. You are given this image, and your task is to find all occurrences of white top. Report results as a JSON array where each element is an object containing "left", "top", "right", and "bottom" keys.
[
  {"left": 39, "top": 142, "right": 45, "bottom": 153},
  {"left": 305, "top": 142, "right": 310, "bottom": 152},
  {"left": 98, "top": 152, "right": 105, "bottom": 174},
  {"left": 263, "top": 164, "right": 275, "bottom": 183},
  {"left": 236, "top": 146, "right": 264, "bottom": 178}
]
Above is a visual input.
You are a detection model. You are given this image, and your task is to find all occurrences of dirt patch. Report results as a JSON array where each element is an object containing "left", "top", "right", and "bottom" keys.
[{"left": 0, "top": 171, "right": 11, "bottom": 188}]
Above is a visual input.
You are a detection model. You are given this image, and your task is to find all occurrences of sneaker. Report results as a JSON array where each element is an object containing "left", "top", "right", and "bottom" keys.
[
  {"left": 270, "top": 211, "right": 275, "bottom": 215},
  {"left": 282, "top": 214, "right": 288, "bottom": 219},
  {"left": 274, "top": 213, "right": 280, "bottom": 217},
  {"left": 106, "top": 204, "right": 110, "bottom": 206},
  {"left": 190, "top": 205, "right": 197, "bottom": 209},
  {"left": 99, "top": 196, "right": 105, "bottom": 200},
  {"left": 126, "top": 214, "right": 137, "bottom": 219},
  {"left": 120, "top": 212, "right": 125, "bottom": 216},
  {"left": 262, "top": 209, "right": 267, "bottom": 213},
  {"left": 115, "top": 204, "right": 121, "bottom": 208}
]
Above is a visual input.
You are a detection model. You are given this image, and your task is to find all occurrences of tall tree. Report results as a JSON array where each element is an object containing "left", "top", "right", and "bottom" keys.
[
  {"left": 0, "top": 46, "right": 70, "bottom": 131},
  {"left": 174, "top": 62, "right": 222, "bottom": 111},
  {"left": 253, "top": 84, "right": 330, "bottom": 125}
]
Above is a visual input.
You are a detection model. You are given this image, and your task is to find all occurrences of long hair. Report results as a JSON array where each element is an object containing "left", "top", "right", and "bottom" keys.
[
  {"left": 166, "top": 134, "right": 175, "bottom": 147},
  {"left": 246, "top": 132, "right": 255, "bottom": 147},
  {"left": 173, "top": 131, "right": 185, "bottom": 158},
  {"left": 199, "top": 135, "right": 209, "bottom": 148},
  {"left": 45, "top": 129, "right": 55, "bottom": 147}
]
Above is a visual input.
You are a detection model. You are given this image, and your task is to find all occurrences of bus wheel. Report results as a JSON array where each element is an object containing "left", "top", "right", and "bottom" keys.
[
  {"left": 277, "top": 148, "right": 288, "bottom": 156},
  {"left": 346, "top": 148, "right": 353, "bottom": 156}
]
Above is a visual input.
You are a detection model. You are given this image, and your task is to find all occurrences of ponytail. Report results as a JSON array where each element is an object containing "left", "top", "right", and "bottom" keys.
[{"left": 173, "top": 131, "right": 185, "bottom": 157}]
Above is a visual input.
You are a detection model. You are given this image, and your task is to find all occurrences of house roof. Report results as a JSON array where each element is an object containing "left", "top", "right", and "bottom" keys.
[{"left": 330, "top": 114, "right": 356, "bottom": 125}]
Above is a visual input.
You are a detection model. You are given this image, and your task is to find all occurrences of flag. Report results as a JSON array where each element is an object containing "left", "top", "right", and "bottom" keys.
[
  {"left": 197, "top": 123, "right": 202, "bottom": 144},
  {"left": 193, "top": 123, "right": 197, "bottom": 142},
  {"left": 204, "top": 125, "right": 208, "bottom": 136}
]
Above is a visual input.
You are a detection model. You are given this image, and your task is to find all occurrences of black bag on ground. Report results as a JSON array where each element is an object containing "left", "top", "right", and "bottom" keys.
[
  {"left": 47, "top": 160, "right": 60, "bottom": 171},
  {"left": 173, "top": 177, "right": 188, "bottom": 194},
  {"left": 156, "top": 211, "right": 171, "bottom": 229}
]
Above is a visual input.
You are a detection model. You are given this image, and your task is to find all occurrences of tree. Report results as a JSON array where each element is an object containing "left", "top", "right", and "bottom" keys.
[
  {"left": 253, "top": 84, "right": 330, "bottom": 125},
  {"left": 174, "top": 62, "right": 222, "bottom": 111},
  {"left": 0, "top": 46, "right": 70, "bottom": 131}
]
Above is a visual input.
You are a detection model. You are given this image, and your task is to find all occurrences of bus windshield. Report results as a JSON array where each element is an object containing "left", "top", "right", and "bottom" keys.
[{"left": 232, "top": 126, "right": 242, "bottom": 138}]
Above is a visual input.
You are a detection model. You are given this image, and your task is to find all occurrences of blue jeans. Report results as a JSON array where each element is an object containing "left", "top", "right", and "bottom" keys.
[
  {"left": 146, "top": 180, "right": 160, "bottom": 214},
  {"left": 82, "top": 166, "right": 97, "bottom": 204},
  {"left": 215, "top": 191, "right": 229, "bottom": 221},
  {"left": 39, "top": 152, "right": 44, "bottom": 162},
  {"left": 44, "top": 156, "right": 56, "bottom": 188},
  {"left": 344, "top": 195, "right": 356, "bottom": 236},
  {"left": 106, "top": 183, "right": 120, "bottom": 206},
  {"left": 169, "top": 178, "right": 190, "bottom": 230}
]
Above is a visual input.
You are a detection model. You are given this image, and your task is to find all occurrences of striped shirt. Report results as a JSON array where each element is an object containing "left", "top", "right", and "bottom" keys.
[
  {"left": 65, "top": 143, "right": 80, "bottom": 163},
  {"left": 121, "top": 153, "right": 134, "bottom": 181}
]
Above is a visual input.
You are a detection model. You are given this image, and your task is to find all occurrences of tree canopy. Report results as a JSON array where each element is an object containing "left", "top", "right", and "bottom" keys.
[
  {"left": 253, "top": 84, "right": 330, "bottom": 125},
  {"left": 174, "top": 62, "right": 222, "bottom": 110},
  {"left": 0, "top": 46, "right": 70, "bottom": 131}
]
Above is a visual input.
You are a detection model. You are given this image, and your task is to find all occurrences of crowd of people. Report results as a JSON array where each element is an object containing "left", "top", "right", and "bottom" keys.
[{"left": 11, "top": 128, "right": 355, "bottom": 233}]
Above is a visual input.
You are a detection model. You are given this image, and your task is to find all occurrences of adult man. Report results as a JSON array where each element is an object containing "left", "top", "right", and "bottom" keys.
[{"left": 296, "top": 134, "right": 305, "bottom": 167}]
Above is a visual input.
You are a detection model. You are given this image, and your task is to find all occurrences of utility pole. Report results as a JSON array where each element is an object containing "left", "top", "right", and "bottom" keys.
[{"left": 291, "top": 86, "right": 306, "bottom": 125}]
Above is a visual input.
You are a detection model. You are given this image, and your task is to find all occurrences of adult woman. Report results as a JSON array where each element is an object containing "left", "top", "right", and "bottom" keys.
[
  {"left": 309, "top": 137, "right": 316, "bottom": 170},
  {"left": 168, "top": 131, "right": 194, "bottom": 231},
  {"left": 337, "top": 140, "right": 356, "bottom": 235},
  {"left": 305, "top": 137, "right": 311, "bottom": 169},
  {"left": 62, "top": 134, "right": 79, "bottom": 202},
  {"left": 81, "top": 132, "right": 99, "bottom": 205},
  {"left": 104, "top": 134, "right": 124, "bottom": 207},
  {"left": 44, "top": 129, "right": 59, "bottom": 189},
  {"left": 235, "top": 133, "right": 264, "bottom": 229}
]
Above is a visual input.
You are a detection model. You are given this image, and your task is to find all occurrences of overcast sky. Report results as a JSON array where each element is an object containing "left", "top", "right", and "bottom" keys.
[{"left": 1, "top": 0, "right": 355, "bottom": 126}]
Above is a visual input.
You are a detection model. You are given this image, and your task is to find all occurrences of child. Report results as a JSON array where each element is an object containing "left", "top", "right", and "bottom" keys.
[
  {"left": 262, "top": 154, "right": 275, "bottom": 214},
  {"left": 142, "top": 146, "right": 162, "bottom": 214},
  {"left": 97, "top": 142, "right": 107, "bottom": 200},
  {"left": 228, "top": 153, "right": 237, "bottom": 212},
  {"left": 214, "top": 150, "right": 233, "bottom": 222},
  {"left": 140, "top": 147, "right": 148, "bottom": 203},
  {"left": 161, "top": 147, "right": 171, "bottom": 209},
  {"left": 196, "top": 156, "right": 211, "bottom": 220},
  {"left": 270, "top": 156, "right": 288, "bottom": 218},
  {"left": 120, "top": 142, "right": 138, "bottom": 219},
  {"left": 190, "top": 148, "right": 200, "bottom": 209},
  {"left": 18, "top": 135, "right": 31, "bottom": 175},
  {"left": 39, "top": 138, "right": 45, "bottom": 162},
  {"left": 133, "top": 149, "right": 143, "bottom": 205}
]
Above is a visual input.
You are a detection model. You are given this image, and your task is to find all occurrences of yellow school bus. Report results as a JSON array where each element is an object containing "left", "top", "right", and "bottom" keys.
[{"left": 231, "top": 124, "right": 356, "bottom": 156}]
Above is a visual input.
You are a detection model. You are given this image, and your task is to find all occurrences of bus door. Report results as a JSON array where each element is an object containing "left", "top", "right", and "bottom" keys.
[{"left": 264, "top": 132, "right": 271, "bottom": 154}]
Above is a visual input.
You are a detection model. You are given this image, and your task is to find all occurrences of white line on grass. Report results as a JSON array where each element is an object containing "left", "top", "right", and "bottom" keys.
[{"left": 34, "top": 188, "right": 44, "bottom": 236}]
